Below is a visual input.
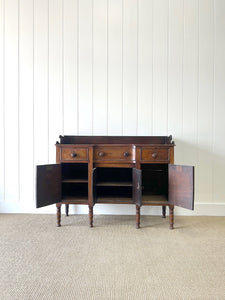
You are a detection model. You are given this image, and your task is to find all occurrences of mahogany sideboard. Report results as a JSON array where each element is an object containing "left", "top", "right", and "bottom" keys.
[{"left": 36, "top": 135, "right": 194, "bottom": 229}]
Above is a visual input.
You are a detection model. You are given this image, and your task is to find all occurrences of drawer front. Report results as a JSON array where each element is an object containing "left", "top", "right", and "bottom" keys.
[
  {"left": 61, "top": 148, "right": 88, "bottom": 161},
  {"left": 94, "top": 146, "right": 135, "bottom": 161},
  {"left": 141, "top": 148, "right": 169, "bottom": 162}
]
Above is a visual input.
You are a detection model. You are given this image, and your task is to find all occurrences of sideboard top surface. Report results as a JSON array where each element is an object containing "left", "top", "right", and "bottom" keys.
[{"left": 57, "top": 135, "right": 175, "bottom": 146}]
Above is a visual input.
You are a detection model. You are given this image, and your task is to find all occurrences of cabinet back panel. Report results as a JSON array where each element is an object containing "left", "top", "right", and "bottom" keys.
[
  {"left": 96, "top": 168, "right": 132, "bottom": 183},
  {"left": 61, "top": 163, "right": 88, "bottom": 180},
  {"left": 141, "top": 164, "right": 168, "bottom": 195}
]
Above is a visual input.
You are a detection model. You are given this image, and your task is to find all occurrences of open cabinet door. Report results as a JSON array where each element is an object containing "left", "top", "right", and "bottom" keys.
[
  {"left": 133, "top": 168, "right": 142, "bottom": 206},
  {"left": 36, "top": 164, "right": 61, "bottom": 208},
  {"left": 92, "top": 168, "right": 97, "bottom": 205},
  {"left": 169, "top": 164, "right": 194, "bottom": 210}
]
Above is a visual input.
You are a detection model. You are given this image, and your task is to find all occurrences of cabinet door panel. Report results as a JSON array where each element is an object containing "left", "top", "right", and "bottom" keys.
[
  {"left": 36, "top": 164, "right": 61, "bottom": 208},
  {"left": 133, "top": 168, "right": 142, "bottom": 206},
  {"left": 169, "top": 164, "right": 194, "bottom": 210}
]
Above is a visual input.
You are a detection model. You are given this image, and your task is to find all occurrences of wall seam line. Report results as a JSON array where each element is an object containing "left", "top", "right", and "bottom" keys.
[
  {"left": 3, "top": 0, "right": 5, "bottom": 202},
  {"left": 196, "top": 0, "right": 200, "bottom": 203},
  {"left": 92, "top": 0, "right": 94, "bottom": 135},
  {"left": 106, "top": 0, "right": 109, "bottom": 136},
  {"left": 62, "top": 0, "right": 64, "bottom": 135},
  {"left": 47, "top": 0, "right": 49, "bottom": 161},
  {"left": 77, "top": 0, "right": 79, "bottom": 135},
  {"left": 151, "top": 0, "right": 154, "bottom": 135},
  {"left": 181, "top": 0, "right": 184, "bottom": 161},
  {"left": 18, "top": 0, "right": 20, "bottom": 203},
  {"left": 166, "top": 0, "right": 169, "bottom": 136},
  {"left": 32, "top": 0, "right": 35, "bottom": 206},
  {"left": 121, "top": 0, "right": 124, "bottom": 135},
  {"left": 212, "top": 0, "right": 215, "bottom": 204},
  {"left": 136, "top": 0, "right": 139, "bottom": 136}
]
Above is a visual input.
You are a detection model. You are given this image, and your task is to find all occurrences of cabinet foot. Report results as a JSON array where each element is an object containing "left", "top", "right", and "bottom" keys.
[
  {"left": 136, "top": 205, "right": 140, "bottom": 229},
  {"left": 169, "top": 205, "right": 174, "bottom": 229},
  {"left": 89, "top": 206, "right": 93, "bottom": 228},
  {"left": 56, "top": 204, "right": 61, "bottom": 227},
  {"left": 65, "top": 204, "right": 69, "bottom": 216}
]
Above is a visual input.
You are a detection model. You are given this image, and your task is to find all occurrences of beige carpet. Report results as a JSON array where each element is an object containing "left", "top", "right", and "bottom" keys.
[{"left": 0, "top": 214, "right": 225, "bottom": 300}]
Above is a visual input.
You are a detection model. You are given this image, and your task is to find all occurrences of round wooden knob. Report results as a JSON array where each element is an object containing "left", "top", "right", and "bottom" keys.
[
  {"left": 152, "top": 152, "right": 158, "bottom": 159},
  {"left": 71, "top": 152, "right": 77, "bottom": 158},
  {"left": 98, "top": 152, "right": 104, "bottom": 157},
  {"left": 124, "top": 152, "right": 129, "bottom": 157}
]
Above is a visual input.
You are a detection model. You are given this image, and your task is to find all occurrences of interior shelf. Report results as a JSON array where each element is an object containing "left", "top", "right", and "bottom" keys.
[
  {"left": 97, "top": 196, "right": 133, "bottom": 204},
  {"left": 96, "top": 181, "right": 132, "bottom": 187},
  {"left": 142, "top": 194, "right": 168, "bottom": 205},
  {"left": 62, "top": 179, "right": 88, "bottom": 183},
  {"left": 62, "top": 196, "right": 88, "bottom": 204}
]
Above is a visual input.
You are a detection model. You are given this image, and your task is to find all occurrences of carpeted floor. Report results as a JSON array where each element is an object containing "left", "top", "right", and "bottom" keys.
[{"left": 0, "top": 214, "right": 225, "bottom": 300}]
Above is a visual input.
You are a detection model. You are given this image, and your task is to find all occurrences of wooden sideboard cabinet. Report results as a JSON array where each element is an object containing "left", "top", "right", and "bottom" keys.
[{"left": 36, "top": 135, "right": 194, "bottom": 229}]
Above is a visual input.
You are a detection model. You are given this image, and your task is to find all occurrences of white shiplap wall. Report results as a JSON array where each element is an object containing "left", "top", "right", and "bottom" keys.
[{"left": 0, "top": 0, "right": 225, "bottom": 215}]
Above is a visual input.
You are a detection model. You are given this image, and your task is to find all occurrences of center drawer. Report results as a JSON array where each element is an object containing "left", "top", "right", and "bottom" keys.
[{"left": 94, "top": 146, "right": 135, "bottom": 162}]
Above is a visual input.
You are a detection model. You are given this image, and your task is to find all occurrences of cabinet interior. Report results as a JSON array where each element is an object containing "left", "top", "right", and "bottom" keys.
[
  {"left": 141, "top": 164, "right": 168, "bottom": 205},
  {"left": 62, "top": 163, "right": 88, "bottom": 181},
  {"left": 95, "top": 168, "right": 133, "bottom": 204},
  {"left": 61, "top": 163, "right": 88, "bottom": 203}
]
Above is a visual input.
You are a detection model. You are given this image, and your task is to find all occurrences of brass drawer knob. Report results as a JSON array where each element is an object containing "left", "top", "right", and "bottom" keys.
[
  {"left": 71, "top": 152, "right": 77, "bottom": 158},
  {"left": 152, "top": 152, "right": 158, "bottom": 159},
  {"left": 98, "top": 152, "right": 104, "bottom": 157},
  {"left": 124, "top": 152, "right": 129, "bottom": 157}
]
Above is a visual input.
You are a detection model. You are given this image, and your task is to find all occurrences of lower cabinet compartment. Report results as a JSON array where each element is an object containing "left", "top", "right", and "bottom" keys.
[
  {"left": 94, "top": 167, "right": 133, "bottom": 204},
  {"left": 62, "top": 182, "right": 88, "bottom": 204},
  {"left": 141, "top": 164, "right": 168, "bottom": 205},
  {"left": 61, "top": 163, "right": 89, "bottom": 204}
]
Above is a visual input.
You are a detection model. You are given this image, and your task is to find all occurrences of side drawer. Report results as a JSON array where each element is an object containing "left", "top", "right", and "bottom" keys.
[
  {"left": 61, "top": 147, "right": 88, "bottom": 161},
  {"left": 141, "top": 148, "right": 169, "bottom": 162}
]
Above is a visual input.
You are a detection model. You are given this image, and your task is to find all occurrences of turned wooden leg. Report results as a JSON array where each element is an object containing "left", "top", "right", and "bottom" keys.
[
  {"left": 89, "top": 206, "right": 93, "bottom": 228},
  {"left": 56, "top": 204, "right": 61, "bottom": 227},
  {"left": 136, "top": 205, "right": 140, "bottom": 229},
  {"left": 65, "top": 204, "right": 69, "bottom": 216},
  {"left": 162, "top": 206, "right": 166, "bottom": 218},
  {"left": 169, "top": 205, "right": 174, "bottom": 230}
]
